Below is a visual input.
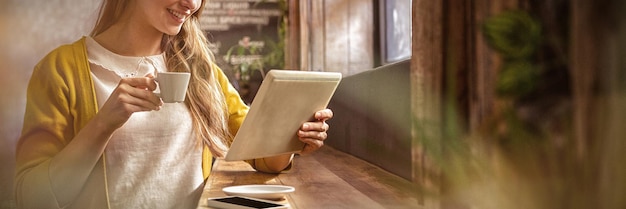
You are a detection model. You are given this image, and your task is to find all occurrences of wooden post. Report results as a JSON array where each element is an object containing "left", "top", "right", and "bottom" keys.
[
  {"left": 570, "top": 0, "right": 599, "bottom": 160},
  {"left": 411, "top": 0, "right": 443, "bottom": 208},
  {"left": 285, "top": 0, "right": 300, "bottom": 70},
  {"left": 299, "top": 0, "right": 311, "bottom": 71}
]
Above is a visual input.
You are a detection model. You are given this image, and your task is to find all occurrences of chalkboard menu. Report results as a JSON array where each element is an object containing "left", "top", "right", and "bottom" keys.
[{"left": 200, "top": 0, "right": 284, "bottom": 96}]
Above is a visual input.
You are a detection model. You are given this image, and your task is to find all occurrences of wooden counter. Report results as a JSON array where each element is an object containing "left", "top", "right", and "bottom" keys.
[{"left": 197, "top": 146, "right": 422, "bottom": 209}]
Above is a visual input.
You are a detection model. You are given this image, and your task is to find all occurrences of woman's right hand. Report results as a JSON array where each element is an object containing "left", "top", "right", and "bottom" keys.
[{"left": 96, "top": 76, "right": 163, "bottom": 130}]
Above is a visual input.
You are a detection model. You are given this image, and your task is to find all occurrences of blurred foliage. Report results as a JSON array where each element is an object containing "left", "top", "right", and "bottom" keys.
[
  {"left": 416, "top": 1, "right": 626, "bottom": 208},
  {"left": 482, "top": 10, "right": 542, "bottom": 60},
  {"left": 482, "top": 10, "right": 543, "bottom": 98},
  {"left": 423, "top": 7, "right": 581, "bottom": 209},
  {"left": 496, "top": 61, "right": 541, "bottom": 97}
]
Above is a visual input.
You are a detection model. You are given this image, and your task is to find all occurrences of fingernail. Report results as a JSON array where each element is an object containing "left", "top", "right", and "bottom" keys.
[{"left": 303, "top": 124, "right": 309, "bottom": 129}]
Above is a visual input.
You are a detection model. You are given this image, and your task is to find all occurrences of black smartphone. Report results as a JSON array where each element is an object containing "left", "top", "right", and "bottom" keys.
[{"left": 206, "top": 196, "right": 288, "bottom": 209}]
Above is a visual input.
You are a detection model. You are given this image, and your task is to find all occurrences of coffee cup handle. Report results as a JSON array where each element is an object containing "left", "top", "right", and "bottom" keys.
[{"left": 152, "top": 75, "right": 161, "bottom": 97}]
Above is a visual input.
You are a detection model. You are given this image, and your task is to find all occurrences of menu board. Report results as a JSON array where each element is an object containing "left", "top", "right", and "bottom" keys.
[{"left": 200, "top": 0, "right": 284, "bottom": 89}]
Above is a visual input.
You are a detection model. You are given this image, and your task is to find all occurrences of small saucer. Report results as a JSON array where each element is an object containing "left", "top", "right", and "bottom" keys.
[{"left": 222, "top": 184, "right": 295, "bottom": 200}]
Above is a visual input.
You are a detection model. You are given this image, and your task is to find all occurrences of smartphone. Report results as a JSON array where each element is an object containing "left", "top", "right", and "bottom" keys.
[{"left": 206, "top": 196, "right": 288, "bottom": 209}]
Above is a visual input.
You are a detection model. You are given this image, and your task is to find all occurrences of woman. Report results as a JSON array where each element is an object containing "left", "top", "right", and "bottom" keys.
[{"left": 14, "top": 0, "right": 332, "bottom": 208}]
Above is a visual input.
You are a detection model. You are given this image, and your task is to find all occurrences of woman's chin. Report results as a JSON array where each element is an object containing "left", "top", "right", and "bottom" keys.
[{"left": 163, "top": 27, "right": 183, "bottom": 36}]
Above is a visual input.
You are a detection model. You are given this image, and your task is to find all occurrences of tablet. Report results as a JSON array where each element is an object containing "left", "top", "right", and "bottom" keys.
[{"left": 225, "top": 70, "right": 342, "bottom": 161}]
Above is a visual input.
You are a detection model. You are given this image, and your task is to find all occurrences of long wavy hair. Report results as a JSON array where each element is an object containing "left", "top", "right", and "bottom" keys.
[{"left": 90, "top": 0, "right": 232, "bottom": 157}]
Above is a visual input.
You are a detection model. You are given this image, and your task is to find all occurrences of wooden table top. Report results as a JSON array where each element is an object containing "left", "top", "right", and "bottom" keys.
[{"left": 197, "top": 146, "right": 421, "bottom": 209}]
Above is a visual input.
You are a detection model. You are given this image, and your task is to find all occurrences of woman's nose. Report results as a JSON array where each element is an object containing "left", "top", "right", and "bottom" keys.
[{"left": 180, "top": 0, "right": 200, "bottom": 11}]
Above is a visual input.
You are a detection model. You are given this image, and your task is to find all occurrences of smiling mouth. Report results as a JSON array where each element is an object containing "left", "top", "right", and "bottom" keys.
[{"left": 168, "top": 9, "right": 187, "bottom": 21}]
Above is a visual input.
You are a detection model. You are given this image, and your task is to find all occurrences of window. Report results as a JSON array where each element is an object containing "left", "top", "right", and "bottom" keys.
[{"left": 380, "top": 0, "right": 412, "bottom": 64}]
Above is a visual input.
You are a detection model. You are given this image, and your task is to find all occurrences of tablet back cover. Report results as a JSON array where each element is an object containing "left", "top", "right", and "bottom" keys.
[{"left": 225, "top": 70, "right": 342, "bottom": 161}]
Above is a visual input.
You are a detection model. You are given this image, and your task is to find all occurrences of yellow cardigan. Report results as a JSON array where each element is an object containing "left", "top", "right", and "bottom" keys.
[{"left": 15, "top": 37, "right": 251, "bottom": 208}]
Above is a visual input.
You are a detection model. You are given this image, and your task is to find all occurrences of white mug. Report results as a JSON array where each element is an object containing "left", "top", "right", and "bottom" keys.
[{"left": 155, "top": 72, "right": 190, "bottom": 103}]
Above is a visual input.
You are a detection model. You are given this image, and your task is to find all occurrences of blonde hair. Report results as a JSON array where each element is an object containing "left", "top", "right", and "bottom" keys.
[{"left": 91, "top": 0, "right": 232, "bottom": 157}]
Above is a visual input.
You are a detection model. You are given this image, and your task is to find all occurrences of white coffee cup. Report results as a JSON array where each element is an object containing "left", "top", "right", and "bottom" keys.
[{"left": 155, "top": 72, "right": 191, "bottom": 103}]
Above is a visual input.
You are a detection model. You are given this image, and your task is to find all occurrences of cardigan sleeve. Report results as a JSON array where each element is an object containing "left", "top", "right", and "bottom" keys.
[
  {"left": 15, "top": 38, "right": 100, "bottom": 208},
  {"left": 213, "top": 63, "right": 249, "bottom": 137},
  {"left": 15, "top": 47, "right": 75, "bottom": 209}
]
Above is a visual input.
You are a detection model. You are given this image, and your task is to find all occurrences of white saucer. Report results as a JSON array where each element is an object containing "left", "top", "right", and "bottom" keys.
[{"left": 222, "top": 184, "right": 295, "bottom": 200}]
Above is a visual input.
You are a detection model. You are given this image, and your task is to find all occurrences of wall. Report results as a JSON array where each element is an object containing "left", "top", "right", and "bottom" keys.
[
  {"left": 299, "top": 0, "right": 374, "bottom": 75},
  {"left": 0, "top": 1, "right": 100, "bottom": 208},
  {"left": 326, "top": 60, "right": 412, "bottom": 180}
]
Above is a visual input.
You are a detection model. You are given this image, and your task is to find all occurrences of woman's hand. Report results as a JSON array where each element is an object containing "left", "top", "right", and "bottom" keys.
[
  {"left": 298, "top": 109, "right": 333, "bottom": 155},
  {"left": 96, "top": 76, "right": 163, "bottom": 131},
  {"left": 258, "top": 109, "right": 333, "bottom": 172}
]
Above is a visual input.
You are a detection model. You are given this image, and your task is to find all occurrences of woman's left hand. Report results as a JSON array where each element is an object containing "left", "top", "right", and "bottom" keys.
[{"left": 298, "top": 109, "right": 333, "bottom": 155}]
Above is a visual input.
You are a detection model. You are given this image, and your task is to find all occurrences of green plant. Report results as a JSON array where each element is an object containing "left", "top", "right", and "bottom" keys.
[
  {"left": 224, "top": 36, "right": 265, "bottom": 83},
  {"left": 482, "top": 10, "right": 541, "bottom": 60},
  {"left": 482, "top": 10, "right": 542, "bottom": 98},
  {"left": 224, "top": 0, "right": 287, "bottom": 84}
]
